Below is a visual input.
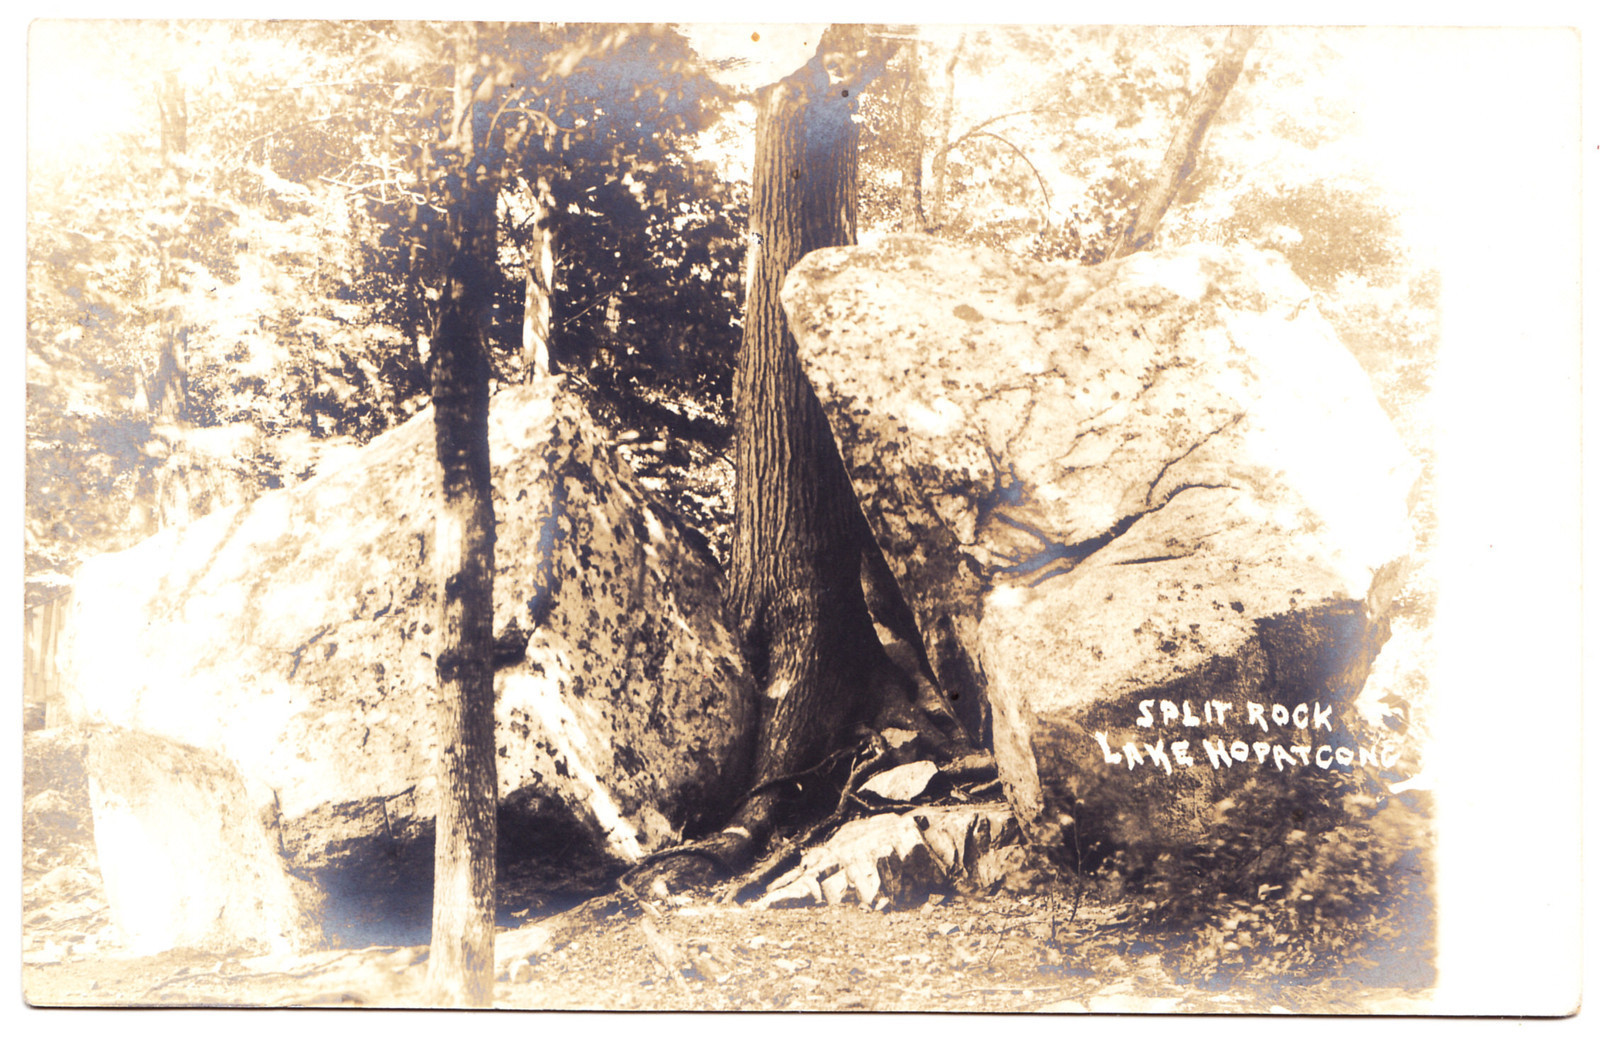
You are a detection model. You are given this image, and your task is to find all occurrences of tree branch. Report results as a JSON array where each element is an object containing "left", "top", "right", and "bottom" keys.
[
  {"left": 222, "top": 115, "right": 344, "bottom": 164},
  {"left": 930, "top": 107, "right": 1051, "bottom": 162},
  {"left": 1106, "top": 27, "right": 1259, "bottom": 261},
  {"left": 961, "top": 130, "right": 1052, "bottom": 229}
]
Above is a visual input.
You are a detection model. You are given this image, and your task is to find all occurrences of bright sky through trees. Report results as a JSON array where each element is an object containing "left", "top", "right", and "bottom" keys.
[{"left": 28, "top": 22, "right": 149, "bottom": 170}]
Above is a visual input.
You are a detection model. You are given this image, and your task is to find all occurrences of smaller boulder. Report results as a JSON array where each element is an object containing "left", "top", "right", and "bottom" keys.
[
  {"left": 858, "top": 760, "right": 939, "bottom": 803},
  {"left": 84, "top": 727, "right": 320, "bottom": 955}
]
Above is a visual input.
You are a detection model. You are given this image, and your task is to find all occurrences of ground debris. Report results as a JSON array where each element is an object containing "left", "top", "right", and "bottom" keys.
[{"left": 755, "top": 803, "right": 1022, "bottom": 910}]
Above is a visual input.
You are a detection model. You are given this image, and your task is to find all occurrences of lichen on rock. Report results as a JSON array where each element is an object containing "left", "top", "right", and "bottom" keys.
[
  {"left": 783, "top": 235, "right": 1419, "bottom": 856},
  {"left": 60, "top": 377, "right": 755, "bottom": 951}
]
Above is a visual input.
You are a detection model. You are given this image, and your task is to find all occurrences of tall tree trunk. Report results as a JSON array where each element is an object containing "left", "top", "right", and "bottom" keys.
[
  {"left": 726, "top": 34, "right": 875, "bottom": 842},
  {"left": 149, "top": 68, "right": 189, "bottom": 425},
  {"left": 928, "top": 35, "right": 963, "bottom": 229},
  {"left": 519, "top": 176, "right": 557, "bottom": 380},
  {"left": 896, "top": 41, "right": 926, "bottom": 233},
  {"left": 721, "top": 27, "right": 961, "bottom": 854},
  {"left": 426, "top": 25, "right": 499, "bottom": 1008},
  {"left": 621, "top": 28, "right": 967, "bottom": 898},
  {"left": 1107, "top": 26, "right": 1258, "bottom": 261}
]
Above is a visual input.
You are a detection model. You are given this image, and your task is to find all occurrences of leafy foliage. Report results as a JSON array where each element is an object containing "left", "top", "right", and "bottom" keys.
[
  {"left": 1060, "top": 722, "right": 1436, "bottom": 991},
  {"left": 26, "top": 22, "right": 747, "bottom": 581},
  {"left": 856, "top": 25, "right": 1424, "bottom": 301},
  {"left": 1130, "top": 780, "right": 1431, "bottom": 986}
]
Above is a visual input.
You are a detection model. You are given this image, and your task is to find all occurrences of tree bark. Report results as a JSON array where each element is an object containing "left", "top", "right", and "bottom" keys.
[
  {"left": 149, "top": 69, "right": 189, "bottom": 425},
  {"left": 1107, "top": 26, "right": 1258, "bottom": 261},
  {"left": 896, "top": 42, "right": 926, "bottom": 233},
  {"left": 928, "top": 35, "right": 964, "bottom": 229},
  {"left": 426, "top": 25, "right": 498, "bottom": 1009},
  {"left": 720, "top": 27, "right": 964, "bottom": 856},
  {"left": 518, "top": 176, "right": 557, "bottom": 381},
  {"left": 727, "top": 34, "right": 873, "bottom": 830}
]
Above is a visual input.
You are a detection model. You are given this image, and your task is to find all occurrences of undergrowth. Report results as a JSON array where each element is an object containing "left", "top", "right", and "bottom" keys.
[{"left": 1088, "top": 762, "right": 1435, "bottom": 988}]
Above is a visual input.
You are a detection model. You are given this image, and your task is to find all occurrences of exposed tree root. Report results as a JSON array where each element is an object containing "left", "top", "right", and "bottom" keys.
[
  {"left": 725, "top": 744, "right": 859, "bottom": 816},
  {"left": 723, "top": 732, "right": 892, "bottom": 902},
  {"left": 618, "top": 641, "right": 996, "bottom": 905},
  {"left": 620, "top": 828, "right": 750, "bottom": 899}
]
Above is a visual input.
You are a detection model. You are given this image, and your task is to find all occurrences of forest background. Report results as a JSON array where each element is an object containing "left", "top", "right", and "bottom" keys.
[{"left": 10, "top": 2, "right": 1586, "bottom": 1018}]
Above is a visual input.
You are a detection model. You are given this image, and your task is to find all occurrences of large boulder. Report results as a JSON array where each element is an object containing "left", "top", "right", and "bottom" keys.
[
  {"left": 783, "top": 236, "right": 1417, "bottom": 854},
  {"left": 59, "top": 379, "right": 754, "bottom": 950}
]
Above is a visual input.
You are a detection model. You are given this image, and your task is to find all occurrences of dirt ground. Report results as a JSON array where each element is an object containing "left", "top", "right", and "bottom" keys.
[
  {"left": 23, "top": 883, "right": 1433, "bottom": 1013},
  {"left": 23, "top": 726, "right": 1432, "bottom": 1013}
]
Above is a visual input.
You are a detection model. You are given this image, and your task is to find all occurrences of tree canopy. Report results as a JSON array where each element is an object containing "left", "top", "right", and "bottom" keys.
[
  {"left": 27, "top": 22, "right": 1436, "bottom": 594},
  {"left": 26, "top": 21, "right": 747, "bottom": 593}
]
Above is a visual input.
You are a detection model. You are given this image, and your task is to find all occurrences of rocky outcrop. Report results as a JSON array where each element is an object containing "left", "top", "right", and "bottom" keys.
[
  {"left": 757, "top": 804, "right": 1024, "bottom": 910},
  {"left": 783, "top": 237, "right": 1417, "bottom": 854},
  {"left": 60, "top": 378, "right": 754, "bottom": 951}
]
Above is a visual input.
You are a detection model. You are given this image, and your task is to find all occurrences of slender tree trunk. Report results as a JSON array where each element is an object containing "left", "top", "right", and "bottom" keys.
[
  {"left": 929, "top": 35, "right": 963, "bottom": 229},
  {"left": 145, "top": 68, "right": 196, "bottom": 531},
  {"left": 519, "top": 176, "right": 557, "bottom": 380},
  {"left": 1107, "top": 26, "right": 1258, "bottom": 261},
  {"left": 149, "top": 69, "right": 189, "bottom": 425},
  {"left": 896, "top": 42, "right": 926, "bottom": 233},
  {"left": 426, "top": 25, "right": 498, "bottom": 1008}
]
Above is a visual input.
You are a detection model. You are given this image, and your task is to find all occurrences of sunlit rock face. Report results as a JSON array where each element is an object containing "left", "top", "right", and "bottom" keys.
[
  {"left": 60, "top": 378, "right": 754, "bottom": 951},
  {"left": 82, "top": 727, "right": 323, "bottom": 955},
  {"left": 784, "top": 237, "right": 1418, "bottom": 855}
]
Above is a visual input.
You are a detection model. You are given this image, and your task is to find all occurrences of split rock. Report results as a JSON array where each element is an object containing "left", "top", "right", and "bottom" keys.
[{"left": 783, "top": 236, "right": 1417, "bottom": 853}]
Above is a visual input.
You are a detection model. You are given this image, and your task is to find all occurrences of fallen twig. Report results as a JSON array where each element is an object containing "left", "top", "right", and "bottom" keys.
[{"left": 937, "top": 751, "right": 998, "bottom": 785}]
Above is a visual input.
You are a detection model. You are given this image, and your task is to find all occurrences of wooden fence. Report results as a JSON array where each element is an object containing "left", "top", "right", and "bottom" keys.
[{"left": 23, "top": 592, "right": 70, "bottom": 728}]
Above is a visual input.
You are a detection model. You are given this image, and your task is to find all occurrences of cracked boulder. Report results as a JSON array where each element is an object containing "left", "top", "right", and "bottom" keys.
[
  {"left": 783, "top": 237, "right": 1417, "bottom": 855},
  {"left": 59, "top": 378, "right": 754, "bottom": 952}
]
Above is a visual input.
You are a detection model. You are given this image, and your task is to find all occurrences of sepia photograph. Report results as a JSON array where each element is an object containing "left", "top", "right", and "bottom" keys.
[{"left": 18, "top": 9, "right": 1583, "bottom": 1014}]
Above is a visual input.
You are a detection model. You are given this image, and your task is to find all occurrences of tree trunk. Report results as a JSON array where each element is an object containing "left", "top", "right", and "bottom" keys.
[
  {"left": 614, "top": 27, "right": 967, "bottom": 898},
  {"left": 896, "top": 42, "right": 926, "bottom": 233},
  {"left": 1107, "top": 26, "right": 1258, "bottom": 261},
  {"left": 727, "top": 35, "right": 873, "bottom": 830},
  {"left": 928, "top": 35, "right": 963, "bottom": 229},
  {"left": 149, "top": 68, "right": 189, "bottom": 425},
  {"left": 426, "top": 26, "right": 498, "bottom": 1008},
  {"left": 519, "top": 176, "right": 557, "bottom": 381},
  {"left": 721, "top": 27, "right": 962, "bottom": 853}
]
